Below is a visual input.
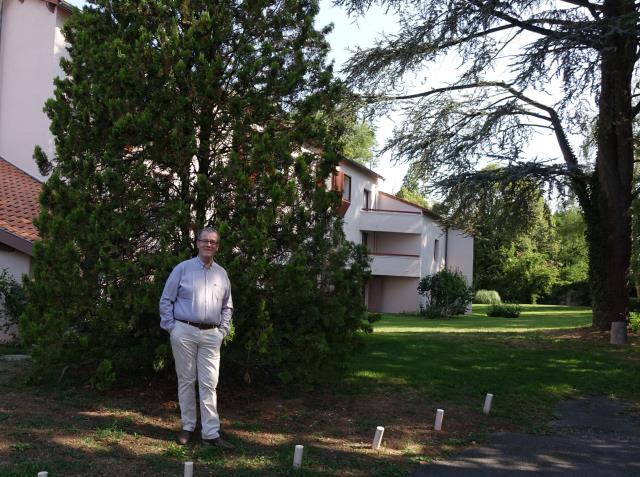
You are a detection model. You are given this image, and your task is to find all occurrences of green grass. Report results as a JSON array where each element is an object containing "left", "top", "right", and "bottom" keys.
[
  {"left": 377, "top": 305, "right": 592, "bottom": 333},
  {"left": 346, "top": 305, "right": 640, "bottom": 427}
]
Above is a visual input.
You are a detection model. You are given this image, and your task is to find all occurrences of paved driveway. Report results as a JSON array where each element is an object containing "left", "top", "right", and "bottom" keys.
[{"left": 410, "top": 396, "right": 640, "bottom": 477}]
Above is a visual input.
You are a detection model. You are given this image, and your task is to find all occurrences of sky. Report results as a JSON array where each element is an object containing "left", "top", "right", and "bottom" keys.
[{"left": 315, "top": 1, "right": 409, "bottom": 192}]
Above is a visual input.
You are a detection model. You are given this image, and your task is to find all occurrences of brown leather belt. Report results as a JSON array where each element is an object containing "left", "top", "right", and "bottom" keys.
[{"left": 175, "top": 319, "right": 219, "bottom": 330}]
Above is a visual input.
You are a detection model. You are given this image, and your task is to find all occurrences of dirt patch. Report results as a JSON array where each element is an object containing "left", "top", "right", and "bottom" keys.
[
  {"left": 501, "top": 327, "right": 640, "bottom": 349},
  {"left": 543, "top": 327, "right": 611, "bottom": 341}
]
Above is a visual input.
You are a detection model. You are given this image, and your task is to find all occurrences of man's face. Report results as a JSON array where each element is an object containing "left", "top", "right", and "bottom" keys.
[{"left": 197, "top": 231, "right": 220, "bottom": 262}]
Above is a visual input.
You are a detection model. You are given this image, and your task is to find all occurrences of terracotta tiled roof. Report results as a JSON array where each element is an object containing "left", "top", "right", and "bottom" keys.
[{"left": 0, "top": 157, "right": 42, "bottom": 244}]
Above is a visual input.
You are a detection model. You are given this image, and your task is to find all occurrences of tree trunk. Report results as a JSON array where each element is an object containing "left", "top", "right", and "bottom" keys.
[
  {"left": 585, "top": 194, "right": 628, "bottom": 331},
  {"left": 590, "top": 0, "right": 636, "bottom": 334}
]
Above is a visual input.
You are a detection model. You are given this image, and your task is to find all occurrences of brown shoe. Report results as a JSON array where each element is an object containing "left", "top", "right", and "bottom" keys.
[
  {"left": 203, "top": 436, "right": 235, "bottom": 449},
  {"left": 177, "top": 430, "right": 193, "bottom": 445}
]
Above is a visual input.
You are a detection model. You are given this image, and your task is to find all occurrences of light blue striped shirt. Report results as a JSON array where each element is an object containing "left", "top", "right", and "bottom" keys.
[{"left": 159, "top": 257, "right": 233, "bottom": 337}]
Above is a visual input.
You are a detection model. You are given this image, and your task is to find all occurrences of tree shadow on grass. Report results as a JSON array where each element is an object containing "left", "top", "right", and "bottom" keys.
[{"left": 0, "top": 362, "right": 439, "bottom": 477}]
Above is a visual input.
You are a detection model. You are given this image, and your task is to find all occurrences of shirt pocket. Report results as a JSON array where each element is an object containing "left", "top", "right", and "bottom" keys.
[{"left": 212, "top": 282, "right": 226, "bottom": 305}]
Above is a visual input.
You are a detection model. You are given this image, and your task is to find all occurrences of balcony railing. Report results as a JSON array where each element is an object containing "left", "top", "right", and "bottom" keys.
[
  {"left": 363, "top": 207, "right": 421, "bottom": 214},
  {"left": 359, "top": 208, "right": 423, "bottom": 234},
  {"left": 370, "top": 253, "right": 421, "bottom": 277}
]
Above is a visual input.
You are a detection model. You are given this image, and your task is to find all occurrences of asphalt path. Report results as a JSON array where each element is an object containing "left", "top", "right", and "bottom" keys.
[{"left": 410, "top": 396, "right": 640, "bottom": 477}]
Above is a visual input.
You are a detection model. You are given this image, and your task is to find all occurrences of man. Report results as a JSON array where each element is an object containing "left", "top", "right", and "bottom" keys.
[{"left": 159, "top": 227, "right": 234, "bottom": 449}]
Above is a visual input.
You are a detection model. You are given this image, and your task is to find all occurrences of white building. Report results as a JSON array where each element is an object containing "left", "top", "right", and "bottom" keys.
[
  {"left": 0, "top": 0, "right": 72, "bottom": 181},
  {"left": 0, "top": 0, "right": 72, "bottom": 340},
  {"left": 335, "top": 158, "right": 473, "bottom": 314}
]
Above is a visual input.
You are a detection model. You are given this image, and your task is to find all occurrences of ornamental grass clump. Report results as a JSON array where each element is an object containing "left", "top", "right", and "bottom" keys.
[
  {"left": 474, "top": 289, "right": 502, "bottom": 305},
  {"left": 487, "top": 303, "right": 521, "bottom": 318}
]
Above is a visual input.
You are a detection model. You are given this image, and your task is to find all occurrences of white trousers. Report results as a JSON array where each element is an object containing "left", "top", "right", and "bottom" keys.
[{"left": 170, "top": 321, "right": 224, "bottom": 439}]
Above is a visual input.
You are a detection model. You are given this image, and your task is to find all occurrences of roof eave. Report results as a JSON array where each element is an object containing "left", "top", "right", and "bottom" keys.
[
  {"left": 58, "top": 1, "right": 75, "bottom": 13},
  {"left": 0, "top": 228, "right": 34, "bottom": 256},
  {"left": 378, "top": 190, "right": 443, "bottom": 221},
  {"left": 339, "top": 157, "right": 385, "bottom": 181}
]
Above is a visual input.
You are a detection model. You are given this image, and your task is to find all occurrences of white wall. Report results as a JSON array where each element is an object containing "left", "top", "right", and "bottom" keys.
[
  {"left": 0, "top": 248, "right": 31, "bottom": 280},
  {"left": 419, "top": 220, "right": 473, "bottom": 284},
  {"left": 446, "top": 229, "right": 474, "bottom": 286},
  {"left": 359, "top": 210, "right": 423, "bottom": 234},
  {"left": 0, "top": 0, "right": 70, "bottom": 179},
  {"left": 368, "top": 276, "right": 420, "bottom": 314},
  {"left": 373, "top": 232, "right": 420, "bottom": 255},
  {"left": 370, "top": 255, "right": 421, "bottom": 278},
  {"left": 420, "top": 218, "right": 446, "bottom": 278},
  {"left": 377, "top": 193, "right": 419, "bottom": 212},
  {"left": 54, "top": 2, "right": 68, "bottom": 79},
  {"left": 339, "top": 161, "right": 381, "bottom": 243}
]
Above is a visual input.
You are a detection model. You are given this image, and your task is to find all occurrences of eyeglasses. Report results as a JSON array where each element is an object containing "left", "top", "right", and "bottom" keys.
[{"left": 198, "top": 239, "right": 219, "bottom": 245}]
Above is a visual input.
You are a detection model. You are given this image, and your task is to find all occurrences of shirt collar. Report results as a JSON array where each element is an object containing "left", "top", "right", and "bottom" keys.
[{"left": 196, "top": 256, "right": 215, "bottom": 269}]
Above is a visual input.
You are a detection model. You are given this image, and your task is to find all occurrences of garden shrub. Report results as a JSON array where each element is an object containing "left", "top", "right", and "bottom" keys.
[
  {"left": 487, "top": 303, "right": 521, "bottom": 318},
  {"left": 418, "top": 269, "right": 473, "bottom": 319},
  {"left": 0, "top": 268, "right": 26, "bottom": 342},
  {"left": 367, "top": 312, "right": 382, "bottom": 324},
  {"left": 91, "top": 359, "right": 116, "bottom": 392},
  {"left": 630, "top": 298, "right": 640, "bottom": 312},
  {"left": 630, "top": 312, "right": 640, "bottom": 333},
  {"left": 544, "top": 280, "right": 591, "bottom": 306},
  {"left": 474, "top": 289, "right": 502, "bottom": 305}
]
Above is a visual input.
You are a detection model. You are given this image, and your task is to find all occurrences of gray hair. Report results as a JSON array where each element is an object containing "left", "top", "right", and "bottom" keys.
[{"left": 197, "top": 227, "right": 220, "bottom": 241}]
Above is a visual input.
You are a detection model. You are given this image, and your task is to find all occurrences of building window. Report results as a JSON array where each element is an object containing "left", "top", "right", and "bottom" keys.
[
  {"left": 434, "top": 239, "right": 440, "bottom": 261},
  {"left": 364, "top": 189, "right": 370, "bottom": 209},
  {"left": 331, "top": 171, "right": 344, "bottom": 192},
  {"left": 361, "top": 231, "right": 369, "bottom": 249},
  {"left": 342, "top": 174, "right": 352, "bottom": 202}
]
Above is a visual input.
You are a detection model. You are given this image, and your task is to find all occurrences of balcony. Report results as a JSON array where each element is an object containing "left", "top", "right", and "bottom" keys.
[
  {"left": 370, "top": 253, "right": 421, "bottom": 277},
  {"left": 359, "top": 208, "right": 423, "bottom": 234}
]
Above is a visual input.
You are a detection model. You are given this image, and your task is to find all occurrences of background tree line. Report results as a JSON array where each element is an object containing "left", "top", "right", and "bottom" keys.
[{"left": 398, "top": 165, "right": 590, "bottom": 305}]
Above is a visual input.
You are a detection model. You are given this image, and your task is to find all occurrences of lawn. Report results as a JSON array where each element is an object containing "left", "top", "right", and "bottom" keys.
[
  {"left": 1, "top": 305, "right": 639, "bottom": 476},
  {"left": 375, "top": 305, "right": 592, "bottom": 333},
  {"left": 348, "top": 305, "right": 640, "bottom": 425}
]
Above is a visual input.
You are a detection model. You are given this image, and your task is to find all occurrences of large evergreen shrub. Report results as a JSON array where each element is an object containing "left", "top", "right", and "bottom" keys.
[
  {"left": 22, "top": 0, "right": 370, "bottom": 386},
  {"left": 417, "top": 269, "right": 472, "bottom": 319}
]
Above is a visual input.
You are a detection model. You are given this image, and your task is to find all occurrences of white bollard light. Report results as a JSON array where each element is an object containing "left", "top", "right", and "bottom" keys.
[
  {"left": 184, "top": 461, "right": 194, "bottom": 477},
  {"left": 434, "top": 409, "right": 444, "bottom": 431},
  {"left": 483, "top": 393, "right": 494, "bottom": 415},
  {"left": 38, "top": 473, "right": 48, "bottom": 477},
  {"left": 293, "top": 444, "right": 304, "bottom": 469},
  {"left": 372, "top": 426, "right": 385, "bottom": 450}
]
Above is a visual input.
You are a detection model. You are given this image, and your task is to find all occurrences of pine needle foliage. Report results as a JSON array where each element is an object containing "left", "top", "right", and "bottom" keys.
[{"left": 21, "top": 0, "right": 370, "bottom": 386}]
